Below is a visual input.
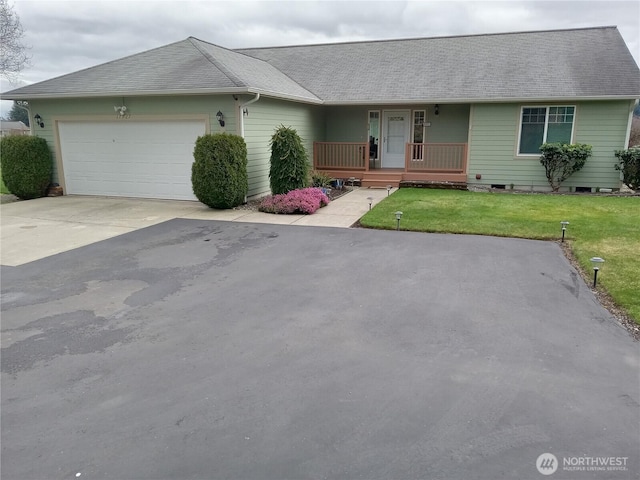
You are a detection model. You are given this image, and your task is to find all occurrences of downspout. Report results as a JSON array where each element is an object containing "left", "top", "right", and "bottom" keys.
[
  {"left": 13, "top": 101, "right": 32, "bottom": 134},
  {"left": 239, "top": 93, "right": 260, "bottom": 138}
]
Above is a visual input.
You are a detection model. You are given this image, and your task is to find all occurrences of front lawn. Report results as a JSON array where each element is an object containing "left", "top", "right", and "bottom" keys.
[{"left": 360, "top": 189, "right": 640, "bottom": 323}]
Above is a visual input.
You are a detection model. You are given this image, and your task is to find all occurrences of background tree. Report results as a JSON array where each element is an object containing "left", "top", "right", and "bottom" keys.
[
  {"left": 0, "top": 0, "right": 30, "bottom": 79},
  {"left": 7, "top": 101, "right": 28, "bottom": 126}
]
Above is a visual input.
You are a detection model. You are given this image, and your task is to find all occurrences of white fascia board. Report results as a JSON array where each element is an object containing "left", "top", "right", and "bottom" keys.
[
  {"left": 246, "top": 88, "right": 323, "bottom": 105},
  {"left": 1, "top": 87, "right": 250, "bottom": 100}
]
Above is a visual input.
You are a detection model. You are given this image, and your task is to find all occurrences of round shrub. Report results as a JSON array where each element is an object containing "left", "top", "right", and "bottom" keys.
[
  {"left": 192, "top": 133, "right": 248, "bottom": 209},
  {"left": 0, "top": 135, "right": 52, "bottom": 199},
  {"left": 269, "top": 125, "right": 309, "bottom": 195}
]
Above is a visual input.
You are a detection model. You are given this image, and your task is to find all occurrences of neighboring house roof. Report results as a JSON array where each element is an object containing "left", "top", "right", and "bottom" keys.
[
  {"left": 0, "top": 120, "right": 30, "bottom": 132},
  {"left": 3, "top": 26, "right": 639, "bottom": 104},
  {"left": 0, "top": 120, "right": 29, "bottom": 129}
]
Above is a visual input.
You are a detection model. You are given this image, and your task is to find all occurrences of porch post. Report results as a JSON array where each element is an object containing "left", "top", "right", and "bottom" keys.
[
  {"left": 365, "top": 141, "right": 370, "bottom": 172},
  {"left": 405, "top": 143, "right": 410, "bottom": 172},
  {"left": 313, "top": 142, "right": 318, "bottom": 170}
]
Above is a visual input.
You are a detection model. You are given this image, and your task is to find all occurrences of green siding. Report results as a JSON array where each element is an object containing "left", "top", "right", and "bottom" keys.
[
  {"left": 467, "top": 101, "right": 633, "bottom": 190},
  {"left": 427, "top": 104, "right": 470, "bottom": 143},
  {"left": 28, "top": 95, "right": 235, "bottom": 184},
  {"left": 242, "top": 96, "right": 324, "bottom": 197}
]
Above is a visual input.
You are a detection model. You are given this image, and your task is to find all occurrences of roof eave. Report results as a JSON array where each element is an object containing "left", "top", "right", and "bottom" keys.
[
  {"left": 2, "top": 86, "right": 325, "bottom": 104},
  {"left": 322, "top": 95, "right": 640, "bottom": 105},
  {"left": 0, "top": 87, "right": 251, "bottom": 100},
  {"left": 247, "top": 88, "right": 323, "bottom": 105}
]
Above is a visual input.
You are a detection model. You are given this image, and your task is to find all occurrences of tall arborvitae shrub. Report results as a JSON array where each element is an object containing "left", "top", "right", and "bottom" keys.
[
  {"left": 0, "top": 135, "right": 52, "bottom": 199},
  {"left": 191, "top": 133, "right": 248, "bottom": 209},
  {"left": 269, "top": 125, "right": 309, "bottom": 195}
]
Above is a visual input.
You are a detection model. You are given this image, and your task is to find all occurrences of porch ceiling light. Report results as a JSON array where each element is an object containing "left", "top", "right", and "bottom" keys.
[
  {"left": 216, "top": 110, "right": 225, "bottom": 127},
  {"left": 590, "top": 257, "right": 604, "bottom": 288},
  {"left": 34, "top": 114, "right": 44, "bottom": 128}
]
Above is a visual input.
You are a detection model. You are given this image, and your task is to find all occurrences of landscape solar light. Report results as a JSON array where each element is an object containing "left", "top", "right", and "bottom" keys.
[
  {"left": 367, "top": 196, "right": 373, "bottom": 210},
  {"left": 590, "top": 257, "right": 605, "bottom": 288},
  {"left": 560, "top": 221, "right": 570, "bottom": 242},
  {"left": 387, "top": 185, "right": 392, "bottom": 196},
  {"left": 395, "top": 211, "right": 403, "bottom": 230}
]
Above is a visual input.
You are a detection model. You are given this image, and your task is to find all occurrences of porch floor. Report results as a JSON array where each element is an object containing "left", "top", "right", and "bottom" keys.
[{"left": 318, "top": 168, "right": 467, "bottom": 188}]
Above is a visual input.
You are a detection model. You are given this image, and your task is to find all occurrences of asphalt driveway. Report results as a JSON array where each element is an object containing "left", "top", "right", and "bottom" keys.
[{"left": 1, "top": 220, "right": 638, "bottom": 479}]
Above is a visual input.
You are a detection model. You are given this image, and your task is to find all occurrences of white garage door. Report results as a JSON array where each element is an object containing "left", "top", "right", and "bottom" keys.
[{"left": 58, "top": 120, "right": 206, "bottom": 200}]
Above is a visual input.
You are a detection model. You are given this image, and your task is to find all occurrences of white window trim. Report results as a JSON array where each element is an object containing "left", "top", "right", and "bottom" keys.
[
  {"left": 368, "top": 110, "right": 380, "bottom": 140},
  {"left": 412, "top": 109, "right": 426, "bottom": 144},
  {"left": 516, "top": 105, "right": 576, "bottom": 156}
]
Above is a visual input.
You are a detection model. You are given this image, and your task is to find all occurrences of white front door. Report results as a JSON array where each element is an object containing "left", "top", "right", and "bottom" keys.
[{"left": 382, "top": 110, "right": 410, "bottom": 168}]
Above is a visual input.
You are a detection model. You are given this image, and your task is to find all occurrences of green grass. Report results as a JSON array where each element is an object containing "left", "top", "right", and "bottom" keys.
[{"left": 361, "top": 189, "right": 640, "bottom": 322}]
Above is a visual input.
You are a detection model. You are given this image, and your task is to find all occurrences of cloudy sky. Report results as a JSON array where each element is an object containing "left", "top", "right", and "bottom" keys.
[{"left": 1, "top": 0, "right": 639, "bottom": 116}]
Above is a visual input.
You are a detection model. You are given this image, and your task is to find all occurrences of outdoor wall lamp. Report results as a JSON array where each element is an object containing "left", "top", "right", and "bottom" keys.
[
  {"left": 367, "top": 196, "right": 373, "bottom": 210},
  {"left": 34, "top": 114, "right": 44, "bottom": 128},
  {"left": 434, "top": 104, "right": 440, "bottom": 116},
  {"left": 590, "top": 257, "right": 604, "bottom": 288},
  {"left": 216, "top": 110, "right": 225, "bottom": 127},
  {"left": 395, "top": 211, "right": 403, "bottom": 230},
  {"left": 560, "top": 221, "right": 570, "bottom": 242}
]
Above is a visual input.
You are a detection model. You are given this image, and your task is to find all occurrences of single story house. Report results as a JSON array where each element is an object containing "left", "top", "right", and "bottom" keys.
[{"left": 3, "top": 26, "right": 639, "bottom": 200}]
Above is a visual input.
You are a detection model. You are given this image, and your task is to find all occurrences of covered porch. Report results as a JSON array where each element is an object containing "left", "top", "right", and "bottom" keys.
[
  {"left": 314, "top": 104, "right": 470, "bottom": 187},
  {"left": 313, "top": 141, "right": 468, "bottom": 187}
]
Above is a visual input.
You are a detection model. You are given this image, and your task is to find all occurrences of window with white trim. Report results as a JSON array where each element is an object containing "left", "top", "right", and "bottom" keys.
[
  {"left": 518, "top": 106, "right": 575, "bottom": 155},
  {"left": 412, "top": 110, "right": 425, "bottom": 143}
]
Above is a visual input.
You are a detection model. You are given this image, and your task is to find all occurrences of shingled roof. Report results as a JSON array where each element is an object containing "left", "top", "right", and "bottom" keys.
[
  {"left": 3, "top": 38, "right": 321, "bottom": 103},
  {"left": 4, "top": 26, "right": 639, "bottom": 103}
]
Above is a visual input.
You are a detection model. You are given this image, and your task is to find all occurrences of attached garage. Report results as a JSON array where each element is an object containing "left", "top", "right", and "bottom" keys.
[{"left": 57, "top": 120, "right": 206, "bottom": 201}]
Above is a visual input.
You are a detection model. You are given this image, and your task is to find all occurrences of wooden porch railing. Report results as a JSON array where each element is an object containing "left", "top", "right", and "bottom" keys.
[
  {"left": 314, "top": 142, "right": 368, "bottom": 171},
  {"left": 406, "top": 143, "right": 468, "bottom": 173}
]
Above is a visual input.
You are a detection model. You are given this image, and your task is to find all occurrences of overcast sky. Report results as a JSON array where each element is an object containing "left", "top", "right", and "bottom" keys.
[{"left": 1, "top": 0, "right": 639, "bottom": 117}]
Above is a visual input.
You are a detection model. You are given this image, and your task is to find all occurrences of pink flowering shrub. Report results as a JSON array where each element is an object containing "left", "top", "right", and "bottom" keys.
[{"left": 259, "top": 187, "right": 330, "bottom": 214}]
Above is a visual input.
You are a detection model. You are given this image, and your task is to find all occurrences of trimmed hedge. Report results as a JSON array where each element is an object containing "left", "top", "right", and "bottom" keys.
[
  {"left": 0, "top": 135, "right": 52, "bottom": 199},
  {"left": 615, "top": 147, "right": 640, "bottom": 191},
  {"left": 192, "top": 133, "right": 248, "bottom": 209},
  {"left": 539, "top": 143, "right": 591, "bottom": 191},
  {"left": 269, "top": 125, "right": 309, "bottom": 195}
]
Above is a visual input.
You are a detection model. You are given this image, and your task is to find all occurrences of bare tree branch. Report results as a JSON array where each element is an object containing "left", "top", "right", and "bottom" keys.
[{"left": 0, "top": 0, "right": 30, "bottom": 79}]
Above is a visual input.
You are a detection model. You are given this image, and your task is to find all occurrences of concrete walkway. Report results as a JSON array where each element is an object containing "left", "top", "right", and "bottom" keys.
[
  {"left": 184, "top": 187, "right": 393, "bottom": 227},
  {"left": 0, "top": 187, "right": 394, "bottom": 266}
]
